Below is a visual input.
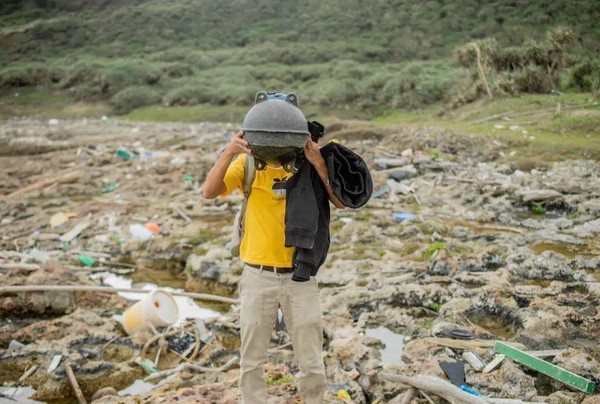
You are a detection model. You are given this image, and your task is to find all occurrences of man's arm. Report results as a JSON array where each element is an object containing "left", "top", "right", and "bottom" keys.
[
  {"left": 201, "top": 131, "right": 251, "bottom": 199},
  {"left": 303, "top": 137, "right": 345, "bottom": 209}
]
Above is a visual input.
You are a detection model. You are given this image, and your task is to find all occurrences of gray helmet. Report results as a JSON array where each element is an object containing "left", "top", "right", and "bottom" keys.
[{"left": 242, "top": 91, "right": 308, "bottom": 167}]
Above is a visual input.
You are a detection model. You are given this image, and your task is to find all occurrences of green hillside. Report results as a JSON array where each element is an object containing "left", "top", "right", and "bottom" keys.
[{"left": 1, "top": 0, "right": 599, "bottom": 114}]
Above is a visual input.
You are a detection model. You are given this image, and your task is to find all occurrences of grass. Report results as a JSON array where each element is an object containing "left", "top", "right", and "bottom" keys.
[
  {"left": 370, "top": 92, "right": 600, "bottom": 165},
  {"left": 123, "top": 104, "right": 249, "bottom": 123},
  {"left": 0, "top": 88, "right": 109, "bottom": 119}
]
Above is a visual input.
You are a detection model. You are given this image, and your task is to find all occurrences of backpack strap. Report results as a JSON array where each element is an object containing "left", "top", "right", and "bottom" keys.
[
  {"left": 243, "top": 155, "right": 255, "bottom": 198},
  {"left": 239, "top": 154, "right": 256, "bottom": 234}
]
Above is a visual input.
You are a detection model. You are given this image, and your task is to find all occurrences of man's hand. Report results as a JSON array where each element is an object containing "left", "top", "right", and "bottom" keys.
[
  {"left": 304, "top": 136, "right": 345, "bottom": 209},
  {"left": 304, "top": 136, "right": 325, "bottom": 169},
  {"left": 224, "top": 131, "right": 252, "bottom": 157}
]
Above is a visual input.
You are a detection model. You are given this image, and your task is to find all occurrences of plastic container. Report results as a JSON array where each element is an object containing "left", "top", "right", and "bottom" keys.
[
  {"left": 122, "top": 290, "right": 180, "bottom": 335},
  {"left": 129, "top": 224, "right": 154, "bottom": 241}
]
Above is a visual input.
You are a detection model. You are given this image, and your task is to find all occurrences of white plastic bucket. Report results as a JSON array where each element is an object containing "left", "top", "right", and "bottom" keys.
[{"left": 122, "top": 289, "right": 180, "bottom": 335}]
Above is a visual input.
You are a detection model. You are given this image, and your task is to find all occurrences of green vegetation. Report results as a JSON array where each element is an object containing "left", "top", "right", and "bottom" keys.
[
  {"left": 187, "top": 228, "right": 220, "bottom": 246},
  {"left": 429, "top": 302, "right": 441, "bottom": 312},
  {"left": 532, "top": 205, "right": 546, "bottom": 215},
  {"left": 266, "top": 374, "right": 294, "bottom": 387},
  {"left": 1, "top": 1, "right": 599, "bottom": 115},
  {"left": 425, "top": 242, "right": 446, "bottom": 260}
]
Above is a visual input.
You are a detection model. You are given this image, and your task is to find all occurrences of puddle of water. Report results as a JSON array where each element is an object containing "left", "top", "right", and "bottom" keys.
[
  {"left": 0, "top": 386, "right": 45, "bottom": 404},
  {"left": 365, "top": 327, "right": 405, "bottom": 367},
  {"left": 585, "top": 269, "right": 600, "bottom": 283},
  {"left": 528, "top": 242, "right": 595, "bottom": 259},
  {"left": 519, "top": 278, "right": 553, "bottom": 288},
  {"left": 90, "top": 272, "right": 221, "bottom": 324},
  {"left": 118, "top": 379, "right": 157, "bottom": 397},
  {"left": 467, "top": 313, "right": 517, "bottom": 339}
]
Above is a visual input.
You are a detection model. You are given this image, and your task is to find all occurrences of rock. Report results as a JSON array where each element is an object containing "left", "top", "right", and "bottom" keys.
[
  {"left": 91, "top": 386, "right": 118, "bottom": 401},
  {"left": 510, "top": 250, "right": 573, "bottom": 281},
  {"left": 553, "top": 349, "right": 600, "bottom": 378},
  {"left": 495, "top": 360, "right": 538, "bottom": 400},
  {"left": 568, "top": 218, "right": 600, "bottom": 238},
  {"left": 517, "top": 189, "right": 562, "bottom": 202}
]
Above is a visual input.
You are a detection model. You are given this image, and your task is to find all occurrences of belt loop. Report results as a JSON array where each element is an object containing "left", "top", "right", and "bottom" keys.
[{"left": 274, "top": 266, "right": 278, "bottom": 274}]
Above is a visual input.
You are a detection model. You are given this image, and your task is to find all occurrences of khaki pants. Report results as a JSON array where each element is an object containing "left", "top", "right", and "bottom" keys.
[{"left": 239, "top": 264, "right": 326, "bottom": 404}]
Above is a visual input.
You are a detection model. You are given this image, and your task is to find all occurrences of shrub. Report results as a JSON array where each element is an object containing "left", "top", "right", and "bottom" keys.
[
  {"left": 0, "top": 63, "right": 62, "bottom": 87},
  {"left": 111, "top": 85, "right": 162, "bottom": 114},
  {"left": 566, "top": 58, "right": 600, "bottom": 93}
]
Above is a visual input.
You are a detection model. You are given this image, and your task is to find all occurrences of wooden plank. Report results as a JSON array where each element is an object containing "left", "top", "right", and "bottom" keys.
[{"left": 496, "top": 342, "right": 595, "bottom": 394}]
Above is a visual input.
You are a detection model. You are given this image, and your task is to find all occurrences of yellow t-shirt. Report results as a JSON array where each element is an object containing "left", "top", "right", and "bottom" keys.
[{"left": 222, "top": 154, "right": 295, "bottom": 267}]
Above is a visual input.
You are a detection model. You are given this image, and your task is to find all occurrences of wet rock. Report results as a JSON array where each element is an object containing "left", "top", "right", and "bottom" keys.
[
  {"left": 568, "top": 218, "right": 600, "bottom": 238},
  {"left": 546, "top": 391, "right": 585, "bottom": 404},
  {"left": 553, "top": 349, "right": 600, "bottom": 379},
  {"left": 510, "top": 250, "right": 573, "bottom": 281},
  {"left": 91, "top": 386, "right": 118, "bottom": 401},
  {"left": 496, "top": 360, "right": 537, "bottom": 400},
  {"left": 517, "top": 189, "right": 562, "bottom": 203}
]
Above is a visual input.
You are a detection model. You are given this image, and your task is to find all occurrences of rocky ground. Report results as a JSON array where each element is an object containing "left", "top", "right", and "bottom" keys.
[{"left": 0, "top": 118, "right": 599, "bottom": 403}]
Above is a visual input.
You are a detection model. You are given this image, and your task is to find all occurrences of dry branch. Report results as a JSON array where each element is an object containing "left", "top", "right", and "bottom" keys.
[
  {"left": 5, "top": 170, "right": 83, "bottom": 199},
  {"left": 63, "top": 362, "right": 87, "bottom": 404},
  {"left": 0, "top": 285, "right": 238, "bottom": 304}
]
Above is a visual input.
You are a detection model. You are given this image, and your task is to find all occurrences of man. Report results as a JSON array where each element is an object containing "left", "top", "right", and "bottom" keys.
[{"left": 202, "top": 130, "right": 344, "bottom": 403}]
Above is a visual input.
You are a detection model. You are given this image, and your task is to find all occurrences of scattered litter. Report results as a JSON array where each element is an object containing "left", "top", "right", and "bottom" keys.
[
  {"left": 8, "top": 340, "right": 24, "bottom": 351},
  {"left": 135, "top": 357, "right": 158, "bottom": 374},
  {"left": 144, "top": 222, "right": 160, "bottom": 235},
  {"left": 59, "top": 221, "right": 90, "bottom": 243},
  {"left": 462, "top": 351, "right": 485, "bottom": 371},
  {"left": 47, "top": 355, "right": 62, "bottom": 373},
  {"left": 460, "top": 385, "right": 483, "bottom": 396},
  {"left": 339, "top": 217, "right": 353, "bottom": 223},
  {"left": 393, "top": 212, "right": 416, "bottom": 222},
  {"left": 195, "top": 319, "right": 214, "bottom": 344},
  {"left": 103, "top": 182, "right": 118, "bottom": 193},
  {"left": 50, "top": 212, "right": 69, "bottom": 228},
  {"left": 129, "top": 224, "right": 154, "bottom": 241},
  {"left": 95, "top": 234, "right": 110, "bottom": 243},
  {"left": 494, "top": 124, "right": 504, "bottom": 129},
  {"left": 29, "top": 248, "right": 50, "bottom": 264},
  {"left": 170, "top": 157, "right": 186, "bottom": 166},
  {"left": 482, "top": 354, "right": 505, "bottom": 374},
  {"left": 370, "top": 186, "right": 389, "bottom": 199},
  {"left": 78, "top": 254, "right": 96, "bottom": 267},
  {"left": 444, "top": 347, "right": 455, "bottom": 357},
  {"left": 387, "top": 179, "right": 413, "bottom": 195},
  {"left": 143, "top": 151, "right": 170, "bottom": 159},
  {"left": 440, "top": 361, "right": 465, "bottom": 386},
  {"left": 116, "top": 148, "right": 134, "bottom": 160},
  {"left": 48, "top": 118, "right": 59, "bottom": 125},
  {"left": 436, "top": 328, "right": 476, "bottom": 340},
  {"left": 183, "top": 175, "right": 194, "bottom": 183},
  {"left": 337, "top": 389, "right": 350, "bottom": 399}
]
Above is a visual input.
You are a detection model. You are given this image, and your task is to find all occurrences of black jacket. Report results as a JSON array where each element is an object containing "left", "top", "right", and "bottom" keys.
[{"left": 285, "top": 143, "right": 372, "bottom": 281}]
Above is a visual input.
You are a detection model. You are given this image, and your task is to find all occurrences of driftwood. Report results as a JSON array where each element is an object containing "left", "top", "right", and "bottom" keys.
[
  {"left": 0, "top": 262, "right": 40, "bottom": 271},
  {"left": 381, "top": 373, "right": 546, "bottom": 404},
  {"left": 17, "top": 365, "right": 38, "bottom": 384},
  {"left": 144, "top": 356, "right": 239, "bottom": 382},
  {"left": 63, "top": 362, "right": 87, "bottom": 404},
  {"left": 420, "top": 337, "right": 526, "bottom": 351},
  {"left": 0, "top": 285, "right": 239, "bottom": 304},
  {"left": 5, "top": 170, "right": 83, "bottom": 199}
]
